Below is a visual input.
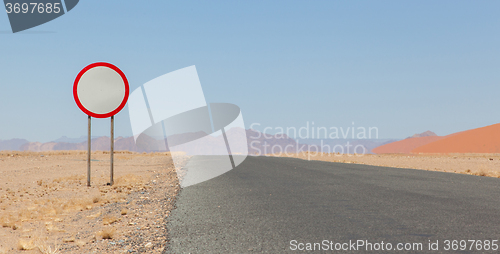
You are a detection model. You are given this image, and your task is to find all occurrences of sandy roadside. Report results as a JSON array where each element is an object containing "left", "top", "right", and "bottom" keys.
[
  {"left": 3, "top": 150, "right": 499, "bottom": 253},
  {"left": 0, "top": 151, "right": 186, "bottom": 254},
  {"left": 268, "top": 152, "right": 500, "bottom": 178}
]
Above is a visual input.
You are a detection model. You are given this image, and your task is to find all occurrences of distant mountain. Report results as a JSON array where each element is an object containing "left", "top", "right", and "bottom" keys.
[
  {"left": 245, "top": 129, "right": 301, "bottom": 155},
  {"left": 132, "top": 128, "right": 301, "bottom": 155},
  {"left": 6, "top": 129, "right": 398, "bottom": 156},
  {"left": 52, "top": 135, "right": 99, "bottom": 143},
  {"left": 20, "top": 142, "right": 58, "bottom": 151},
  {"left": 410, "top": 131, "right": 437, "bottom": 138},
  {"left": 13, "top": 123, "right": 499, "bottom": 155},
  {"left": 0, "top": 138, "right": 29, "bottom": 151},
  {"left": 162, "top": 128, "right": 396, "bottom": 155},
  {"left": 18, "top": 136, "right": 147, "bottom": 152}
]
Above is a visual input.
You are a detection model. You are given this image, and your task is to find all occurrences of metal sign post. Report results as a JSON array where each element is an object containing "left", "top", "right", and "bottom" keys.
[
  {"left": 110, "top": 116, "right": 114, "bottom": 186},
  {"left": 87, "top": 116, "right": 91, "bottom": 187},
  {"left": 73, "top": 62, "right": 129, "bottom": 187}
]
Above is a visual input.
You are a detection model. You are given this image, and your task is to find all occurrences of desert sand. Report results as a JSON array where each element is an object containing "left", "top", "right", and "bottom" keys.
[
  {"left": 270, "top": 152, "right": 500, "bottom": 178},
  {"left": 0, "top": 151, "right": 184, "bottom": 254},
  {"left": 372, "top": 136, "right": 444, "bottom": 154},
  {"left": 413, "top": 123, "right": 500, "bottom": 153},
  {"left": 373, "top": 123, "right": 500, "bottom": 154}
]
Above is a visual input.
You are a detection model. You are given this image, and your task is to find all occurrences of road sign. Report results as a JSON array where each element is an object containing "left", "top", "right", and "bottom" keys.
[
  {"left": 73, "top": 62, "right": 129, "bottom": 118},
  {"left": 73, "top": 62, "right": 129, "bottom": 186}
]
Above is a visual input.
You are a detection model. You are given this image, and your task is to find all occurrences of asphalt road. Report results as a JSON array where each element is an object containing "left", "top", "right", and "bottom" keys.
[{"left": 166, "top": 156, "right": 500, "bottom": 253}]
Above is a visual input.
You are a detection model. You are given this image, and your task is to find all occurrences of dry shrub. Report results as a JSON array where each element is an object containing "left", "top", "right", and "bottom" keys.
[
  {"left": 473, "top": 164, "right": 491, "bottom": 177},
  {"left": 0, "top": 215, "right": 20, "bottom": 230},
  {"left": 17, "top": 238, "right": 36, "bottom": 250},
  {"left": 63, "top": 237, "right": 75, "bottom": 243},
  {"left": 18, "top": 208, "right": 35, "bottom": 222},
  {"left": 96, "top": 192, "right": 127, "bottom": 205},
  {"left": 120, "top": 208, "right": 128, "bottom": 215},
  {"left": 52, "top": 175, "right": 85, "bottom": 185},
  {"left": 61, "top": 197, "right": 93, "bottom": 212},
  {"left": 114, "top": 174, "right": 145, "bottom": 187},
  {"left": 35, "top": 239, "right": 60, "bottom": 254},
  {"left": 23, "top": 196, "right": 95, "bottom": 219},
  {"left": 75, "top": 240, "right": 86, "bottom": 247},
  {"left": 34, "top": 198, "right": 64, "bottom": 216},
  {"left": 45, "top": 222, "right": 64, "bottom": 233},
  {"left": 102, "top": 215, "right": 119, "bottom": 225},
  {"left": 109, "top": 193, "right": 127, "bottom": 203},
  {"left": 97, "top": 227, "right": 116, "bottom": 239},
  {"left": 87, "top": 211, "right": 101, "bottom": 219},
  {"left": 475, "top": 170, "right": 487, "bottom": 177},
  {"left": 0, "top": 215, "right": 15, "bottom": 228}
]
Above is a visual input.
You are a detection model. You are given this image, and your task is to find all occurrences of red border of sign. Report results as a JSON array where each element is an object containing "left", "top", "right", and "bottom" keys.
[{"left": 73, "top": 62, "right": 130, "bottom": 118}]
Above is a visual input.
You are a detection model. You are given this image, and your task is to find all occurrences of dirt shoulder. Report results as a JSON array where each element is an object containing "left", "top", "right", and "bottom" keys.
[
  {"left": 0, "top": 151, "right": 186, "bottom": 254},
  {"left": 268, "top": 152, "right": 500, "bottom": 178}
]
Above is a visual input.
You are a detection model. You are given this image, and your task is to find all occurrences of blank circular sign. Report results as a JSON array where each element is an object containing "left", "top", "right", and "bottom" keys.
[{"left": 73, "top": 62, "right": 129, "bottom": 118}]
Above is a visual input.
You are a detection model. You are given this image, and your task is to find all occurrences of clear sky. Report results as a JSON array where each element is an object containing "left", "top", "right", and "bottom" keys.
[{"left": 1, "top": 1, "right": 500, "bottom": 142}]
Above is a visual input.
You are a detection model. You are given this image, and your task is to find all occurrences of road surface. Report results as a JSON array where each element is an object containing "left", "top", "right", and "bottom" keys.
[{"left": 166, "top": 156, "right": 500, "bottom": 253}]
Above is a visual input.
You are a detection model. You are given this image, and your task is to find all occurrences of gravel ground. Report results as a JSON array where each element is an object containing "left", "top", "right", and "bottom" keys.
[
  {"left": 0, "top": 151, "right": 186, "bottom": 254},
  {"left": 62, "top": 169, "right": 181, "bottom": 254}
]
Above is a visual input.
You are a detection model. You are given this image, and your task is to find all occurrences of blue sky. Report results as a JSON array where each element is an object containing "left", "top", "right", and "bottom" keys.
[{"left": 1, "top": 1, "right": 500, "bottom": 142}]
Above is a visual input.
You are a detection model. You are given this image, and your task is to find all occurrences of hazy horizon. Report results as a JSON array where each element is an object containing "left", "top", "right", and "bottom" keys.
[{"left": 2, "top": 1, "right": 500, "bottom": 142}]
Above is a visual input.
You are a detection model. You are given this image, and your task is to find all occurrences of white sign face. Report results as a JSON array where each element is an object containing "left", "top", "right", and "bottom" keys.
[{"left": 74, "top": 63, "right": 129, "bottom": 118}]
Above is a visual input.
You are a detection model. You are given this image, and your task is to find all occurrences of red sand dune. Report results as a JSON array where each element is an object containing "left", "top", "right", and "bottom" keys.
[
  {"left": 372, "top": 136, "right": 444, "bottom": 154},
  {"left": 412, "top": 123, "right": 500, "bottom": 154}
]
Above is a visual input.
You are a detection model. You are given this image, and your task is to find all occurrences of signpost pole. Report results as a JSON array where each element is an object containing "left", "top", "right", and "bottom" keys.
[
  {"left": 87, "top": 115, "right": 91, "bottom": 187},
  {"left": 110, "top": 116, "right": 114, "bottom": 186}
]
